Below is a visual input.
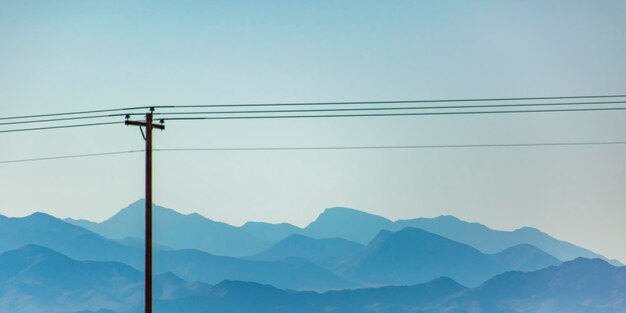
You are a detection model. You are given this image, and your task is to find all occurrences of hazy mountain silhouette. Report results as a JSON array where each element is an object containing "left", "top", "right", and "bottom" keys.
[
  {"left": 489, "top": 243, "right": 561, "bottom": 272},
  {"left": 339, "top": 227, "right": 505, "bottom": 287},
  {"left": 0, "top": 212, "right": 143, "bottom": 269},
  {"left": 2, "top": 244, "right": 623, "bottom": 313},
  {"left": 156, "top": 277, "right": 465, "bottom": 313},
  {"left": 65, "top": 201, "right": 620, "bottom": 265},
  {"left": 0, "top": 211, "right": 353, "bottom": 291},
  {"left": 66, "top": 200, "right": 269, "bottom": 257},
  {"left": 155, "top": 280, "right": 313, "bottom": 313},
  {"left": 297, "top": 276, "right": 467, "bottom": 313},
  {"left": 249, "top": 234, "right": 364, "bottom": 268},
  {"left": 437, "top": 257, "right": 626, "bottom": 313},
  {"left": 152, "top": 271, "right": 213, "bottom": 301},
  {"left": 155, "top": 258, "right": 626, "bottom": 313},
  {"left": 154, "top": 248, "right": 356, "bottom": 291},
  {"left": 240, "top": 221, "right": 303, "bottom": 243},
  {"left": 0, "top": 245, "right": 213, "bottom": 313},
  {"left": 0, "top": 244, "right": 141, "bottom": 313},
  {"left": 302, "top": 207, "right": 393, "bottom": 243},
  {"left": 395, "top": 215, "right": 619, "bottom": 264}
]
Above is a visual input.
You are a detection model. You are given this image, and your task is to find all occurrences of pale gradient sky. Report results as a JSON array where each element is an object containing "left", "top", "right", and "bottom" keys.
[{"left": 1, "top": 1, "right": 626, "bottom": 262}]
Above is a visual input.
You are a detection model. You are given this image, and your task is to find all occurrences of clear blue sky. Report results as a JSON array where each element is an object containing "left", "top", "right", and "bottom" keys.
[{"left": 1, "top": 1, "right": 626, "bottom": 262}]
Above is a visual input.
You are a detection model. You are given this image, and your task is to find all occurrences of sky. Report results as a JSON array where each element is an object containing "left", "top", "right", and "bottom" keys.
[{"left": 1, "top": 0, "right": 626, "bottom": 262}]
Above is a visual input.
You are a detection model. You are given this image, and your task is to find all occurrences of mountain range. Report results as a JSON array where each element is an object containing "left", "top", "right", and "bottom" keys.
[
  {"left": 2, "top": 244, "right": 624, "bottom": 313},
  {"left": 1, "top": 200, "right": 623, "bottom": 312},
  {"left": 65, "top": 200, "right": 620, "bottom": 265},
  {"left": 337, "top": 227, "right": 561, "bottom": 287},
  {"left": 0, "top": 211, "right": 353, "bottom": 290},
  {"left": 3, "top": 209, "right": 561, "bottom": 289},
  {"left": 0, "top": 245, "right": 210, "bottom": 313}
]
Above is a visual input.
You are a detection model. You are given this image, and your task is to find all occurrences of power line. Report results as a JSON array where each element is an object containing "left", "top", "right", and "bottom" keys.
[
  {"left": 2, "top": 95, "right": 626, "bottom": 133},
  {"left": 0, "top": 121, "right": 122, "bottom": 134},
  {"left": 151, "top": 100, "right": 626, "bottom": 116},
  {"left": 0, "top": 114, "right": 126, "bottom": 126},
  {"left": 154, "top": 141, "right": 626, "bottom": 152},
  {"left": 3, "top": 141, "right": 625, "bottom": 164},
  {"left": 161, "top": 106, "right": 626, "bottom": 121},
  {"left": 0, "top": 150, "right": 143, "bottom": 164},
  {"left": 0, "top": 106, "right": 157, "bottom": 121},
  {"left": 160, "top": 94, "right": 626, "bottom": 108},
  {"left": 5, "top": 100, "right": 623, "bottom": 129}
]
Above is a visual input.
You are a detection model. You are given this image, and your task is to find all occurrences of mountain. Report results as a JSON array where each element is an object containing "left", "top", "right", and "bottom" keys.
[
  {"left": 154, "top": 248, "right": 356, "bottom": 291},
  {"left": 302, "top": 207, "right": 393, "bottom": 244},
  {"left": 298, "top": 277, "right": 467, "bottom": 313},
  {"left": 437, "top": 257, "right": 626, "bottom": 313},
  {"left": 156, "top": 277, "right": 466, "bottom": 313},
  {"left": 66, "top": 200, "right": 271, "bottom": 257},
  {"left": 339, "top": 227, "right": 505, "bottom": 287},
  {"left": 0, "top": 245, "right": 142, "bottom": 313},
  {"left": 0, "top": 211, "right": 353, "bottom": 291},
  {"left": 240, "top": 221, "right": 303, "bottom": 244},
  {"left": 0, "top": 212, "right": 143, "bottom": 269},
  {"left": 2, "top": 244, "right": 624, "bottom": 313},
  {"left": 155, "top": 280, "right": 313, "bottom": 313},
  {"left": 65, "top": 201, "right": 620, "bottom": 265},
  {"left": 155, "top": 258, "right": 626, "bottom": 313},
  {"left": 0, "top": 245, "right": 212, "bottom": 313},
  {"left": 153, "top": 271, "right": 212, "bottom": 301},
  {"left": 396, "top": 215, "right": 619, "bottom": 264},
  {"left": 300, "top": 209, "right": 618, "bottom": 265},
  {"left": 249, "top": 234, "right": 364, "bottom": 268},
  {"left": 489, "top": 243, "right": 561, "bottom": 272}
]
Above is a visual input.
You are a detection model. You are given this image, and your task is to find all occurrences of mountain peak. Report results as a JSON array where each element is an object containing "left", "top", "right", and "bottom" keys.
[
  {"left": 562, "top": 257, "right": 612, "bottom": 269},
  {"left": 0, "top": 244, "right": 70, "bottom": 271},
  {"left": 7, "top": 243, "right": 59, "bottom": 255},
  {"left": 491, "top": 243, "right": 561, "bottom": 272},
  {"left": 318, "top": 207, "right": 390, "bottom": 220},
  {"left": 322, "top": 206, "right": 365, "bottom": 214},
  {"left": 304, "top": 207, "right": 393, "bottom": 244},
  {"left": 342, "top": 226, "right": 504, "bottom": 287},
  {"left": 26, "top": 211, "right": 57, "bottom": 220},
  {"left": 434, "top": 215, "right": 462, "bottom": 221},
  {"left": 514, "top": 226, "right": 544, "bottom": 234}
]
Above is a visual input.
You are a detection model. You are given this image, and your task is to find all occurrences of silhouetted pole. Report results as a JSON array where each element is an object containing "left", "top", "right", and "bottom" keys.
[{"left": 125, "top": 108, "right": 164, "bottom": 313}]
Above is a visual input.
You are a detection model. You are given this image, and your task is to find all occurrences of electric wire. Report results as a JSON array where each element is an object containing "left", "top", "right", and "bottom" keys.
[
  {"left": 160, "top": 94, "right": 626, "bottom": 108},
  {"left": 0, "top": 106, "right": 160, "bottom": 121},
  {"left": 0, "top": 121, "right": 122, "bottom": 133},
  {"left": 150, "top": 100, "right": 626, "bottom": 117},
  {"left": 0, "top": 113, "right": 127, "bottom": 126},
  {"left": 161, "top": 106, "right": 626, "bottom": 121},
  {"left": 154, "top": 141, "right": 626, "bottom": 152},
  {"left": 3, "top": 140, "right": 625, "bottom": 165},
  {"left": 1, "top": 95, "right": 626, "bottom": 133},
  {"left": 0, "top": 150, "right": 144, "bottom": 164}
]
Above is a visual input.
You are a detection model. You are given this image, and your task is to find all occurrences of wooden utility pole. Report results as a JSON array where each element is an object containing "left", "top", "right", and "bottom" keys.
[{"left": 125, "top": 108, "right": 164, "bottom": 313}]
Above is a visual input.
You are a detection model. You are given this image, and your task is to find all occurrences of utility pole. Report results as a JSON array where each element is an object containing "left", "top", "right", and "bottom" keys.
[{"left": 125, "top": 108, "right": 164, "bottom": 313}]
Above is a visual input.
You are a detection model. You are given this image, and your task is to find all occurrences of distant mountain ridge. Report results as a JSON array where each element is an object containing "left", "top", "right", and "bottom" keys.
[
  {"left": 0, "top": 212, "right": 143, "bottom": 269},
  {"left": 0, "top": 209, "right": 564, "bottom": 291},
  {"left": 436, "top": 257, "right": 626, "bottom": 313},
  {"left": 66, "top": 200, "right": 270, "bottom": 257},
  {"left": 65, "top": 201, "right": 621, "bottom": 266},
  {"left": 154, "top": 248, "right": 356, "bottom": 291},
  {"left": 0, "top": 245, "right": 210, "bottom": 313},
  {"left": 3, "top": 244, "right": 622, "bottom": 313},
  {"left": 249, "top": 234, "right": 364, "bottom": 268},
  {"left": 339, "top": 227, "right": 502, "bottom": 287}
]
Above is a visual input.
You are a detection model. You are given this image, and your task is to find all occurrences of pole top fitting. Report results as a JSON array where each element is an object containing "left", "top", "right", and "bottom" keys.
[{"left": 149, "top": 107, "right": 155, "bottom": 112}]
